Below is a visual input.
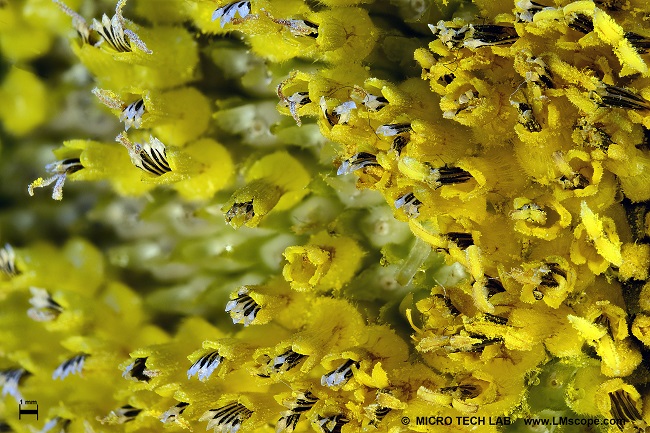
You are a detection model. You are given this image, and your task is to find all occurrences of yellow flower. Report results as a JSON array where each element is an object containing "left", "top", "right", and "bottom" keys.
[{"left": 282, "top": 231, "right": 363, "bottom": 292}]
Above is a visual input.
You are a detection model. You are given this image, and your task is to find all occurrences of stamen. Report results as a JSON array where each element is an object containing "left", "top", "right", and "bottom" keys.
[
  {"left": 0, "top": 368, "right": 29, "bottom": 401},
  {"left": 367, "top": 404, "right": 391, "bottom": 426},
  {"left": 52, "top": 0, "right": 91, "bottom": 43},
  {"left": 90, "top": 0, "right": 152, "bottom": 54},
  {"left": 120, "top": 99, "right": 146, "bottom": 130},
  {"left": 263, "top": 349, "right": 306, "bottom": 374},
  {"left": 337, "top": 153, "right": 379, "bottom": 175},
  {"left": 591, "top": 84, "right": 650, "bottom": 110},
  {"left": 391, "top": 135, "right": 409, "bottom": 155},
  {"left": 624, "top": 32, "right": 650, "bottom": 54},
  {"left": 440, "top": 383, "right": 482, "bottom": 399},
  {"left": 361, "top": 93, "right": 388, "bottom": 112},
  {"left": 224, "top": 200, "right": 255, "bottom": 227},
  {"left": 187, "top": 351, "right": 223, "bottom": 381},
  {"left": 160, "top": 402, "right": 189, "bottom": 424},
  {"left": 212, "top": 1, "right": 252, "bottom": 28},
  {"left": 321, "top": 359, "right": 359, "bottom": 387},
  {"left": 394, "top": 192, "right": 422, "bottom": 218},
  {"left": 608, "top": 390, "right": 646, "bottom": 429},
  {"left": 431, "top": 166, "right": 473, "bottom": 188},
  {"left": 515, "top": 0, "right": 547, "bottom": 23},
  {"left": 446, "top": 232, "right": 474, "bottom": 249},
  {"left": 123, "top": 357, "right": 157, "bottom": 382},
  {"left": 485, "top": 277, "right": 506, "bottom": 298},
  {"left": 464, "top": 24, "right": 519, "bottom": 48},
  {"left": 27, "top": 287, "right": 64, "bottom": 322},
  {"left": 575, "top": 119, "right": 613, "bottom": 150},
  {"left": 40, "top": 417, "right": 71, "bottom": 433},
  {"left": 278, "top": 90, "right": 310, "bottom": 126},
  {"left": 0, "top": 244, "right": 18, "bottom": 277},
  {"left": 271, "top": 17, "right": 318, "bottom": 37},
  {"left": 428, "top": 21, "right": 469, "bottom": 49},
  {"left": 376, "top": 123, "right": 412, "bottom": 137},
  {"left": 28, "top": 158, "right": 83, "bottom": 200},
  {"left": 511, "top": 101, "right": 541, "bottom": 132},
  {"left": 277, "top": 391, "right": 318, "bottom": 432},
  {"left": 53, "top": 354, "right": 88, "bottom": 380},
  {"left": 226, "top": 288, "right": 261, "bottom": 326},
  {"left": 317, "top": 414, "right": 349, "bottom": 433},
  {"left": 567, "top": 13, "right": 593, "bottom": 34},
  {"left": 117, "top": 132, "right": 171, "bottom": 176},
  {"left": 199, "top": 402, "right": 253, "bottom": 433},
  {"left": 320, "top": 97, "right": 356, "bottom": 126},
  {"left": 99, "top": 405, "right": 142, "bottom": 424}
]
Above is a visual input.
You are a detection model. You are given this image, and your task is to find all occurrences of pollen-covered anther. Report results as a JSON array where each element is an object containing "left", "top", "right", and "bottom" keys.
[
  {"left": 317, "top": 414, "right": 349, "bottom": 433},
  {"left": 199, "top": 402, "right": 253, "bottom": 433},
  {"left": 187, "top": 351, "right": 223, "bottom": 381},
  {"left": 0, "top": 368, "right": 29, "bottom": 401},
  {"left": 28, "top": 158, "right": 83, "bottom": 201},
  {"left": 511, "top": 101, "right": 541, "bottom": 132},
  {"left": 160, "top": 402, "right": 189, "bottom": 424},
  {"left": 90, "top": 0, "right": 151, "bottom": 54},
  {"left": 277, "top": 391, "right": 318, "bottom": 433},
  {"left": 394, "top": 192, "right": 422, "bottom": 218},
  {"left": 0, "top": 244, "right": 18, "bottom": 277},
  {"left": 337, "top": 152, "right": 380, "bottom": 175},
  {"left": 53, "top": 354, "right": 88, "bottom": 380},
  {"left": 321, "top": 359, "right": 359, "bottom": 387},
  {"left": 590, "top": 84, "right": 650, "bottom": 110},
  {"left": 123, "top": 357, "right": 158, "bottom": 382},
  {"left": 225, "top": 200, "right": 255, "bottom": 227},
  {"left": 212, "top": 1, "right": 252, "bottom": 28},
  {"left": 98, "top": 405, "right": 142, "bottom": 425},
  {"left": 27, "top": 287, "right": 64, "bottom": 322},
  {"left": 225, "top": 287, "right": 260, "bottom": 326},
  {"left": 116, "top": 132, "right": 171, "bottom": 176}
]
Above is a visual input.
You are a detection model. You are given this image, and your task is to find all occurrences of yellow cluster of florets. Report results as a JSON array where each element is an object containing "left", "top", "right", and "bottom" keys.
[{"left": 2, "top": 0, "right": 650, "bottom": 432}]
